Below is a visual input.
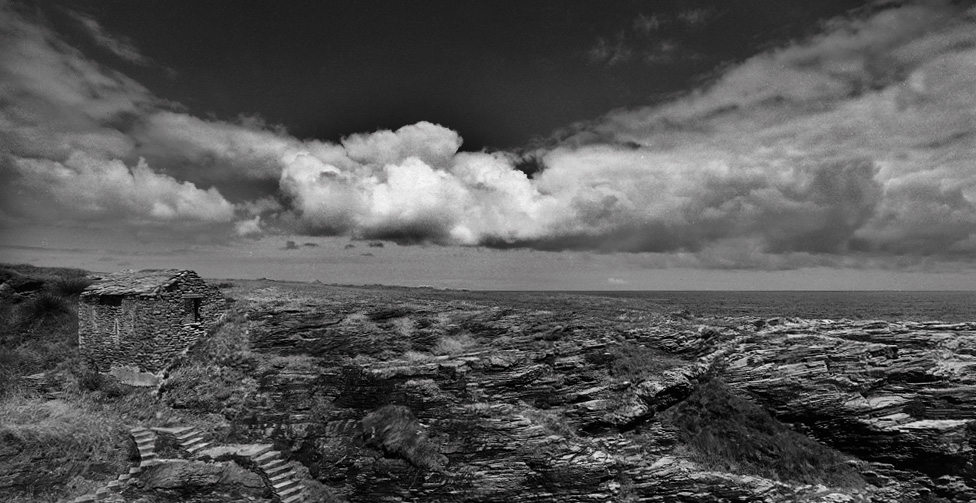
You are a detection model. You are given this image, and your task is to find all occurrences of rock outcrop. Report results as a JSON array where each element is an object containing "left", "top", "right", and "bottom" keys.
[{"left": 166, "top": 285, "right": 976, "bottom": 503}]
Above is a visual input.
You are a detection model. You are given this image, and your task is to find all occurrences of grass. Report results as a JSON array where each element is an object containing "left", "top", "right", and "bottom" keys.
[
  {"left": 661, "top": 379, "right": 865, "bottom": 489},
  {"left": 0, "top": 278, "right": 81, "bottom": 397},
  {"left": 48, "top": 277, "right": 92, "bottom": 298},
  {"left": 0, "top": 393, "right": 130, "bottom": 501},
  {"left": 609, "top": 341, "right": 687, "bottom": 382},
  {"left": 18, "top": 292, "right": 69, "bottom": 325}
]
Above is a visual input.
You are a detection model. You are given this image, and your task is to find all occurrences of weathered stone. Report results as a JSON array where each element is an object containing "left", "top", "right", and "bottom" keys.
[{"left": 135, "top": 459, "right": 266, "bottom": 494}]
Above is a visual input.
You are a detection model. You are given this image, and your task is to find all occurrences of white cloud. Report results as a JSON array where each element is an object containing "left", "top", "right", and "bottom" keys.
[
  {"left": 8, "top": 152, "right": 234, "bottom": 224},
  {"left": 0, "top": 3, "right": 233, "bottom": 233},
  {"left": 132, "top": 111, "right": 308, "bottom": 179},
  {"left": 235, "top": 216, "right": 264, "bottom": 236},
  {"left": 269, "top": 2, "right": 976, "bottom": 270},
  {"left": 543, "top": 2, "right": 976, "bottom": 266}
]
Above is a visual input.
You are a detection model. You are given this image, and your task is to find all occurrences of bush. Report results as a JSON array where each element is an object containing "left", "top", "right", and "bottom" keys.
[
  {"left": 48, "top": 276, "right": 92, "bottom": 298},
  {"left": 75, "top": 362, "right": 104, "bottom": 392},
  {"left": 661, "top": 379, "right": 864, "bottom": 488},
  {"left": 361, "top": 405, "right": 446, "bottom": 471}
]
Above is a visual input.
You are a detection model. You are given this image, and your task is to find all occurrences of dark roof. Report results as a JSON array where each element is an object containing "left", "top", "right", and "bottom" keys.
[{"left": 83, "top": 269, "right": 197, "bottom": 296}]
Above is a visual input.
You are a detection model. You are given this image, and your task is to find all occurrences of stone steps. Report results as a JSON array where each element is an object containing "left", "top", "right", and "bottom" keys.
[
  {"left": 129, "top": 427, "right": 158, "bottom": 469},
  {"left": 251, "top": 447, "right": 305, "bottom": 503},
  {"left": 71, "top": 424, "right": 305, "bottom": 503},
  {"left": 152, "top": 425, "right": 212, "bottom": 458}
]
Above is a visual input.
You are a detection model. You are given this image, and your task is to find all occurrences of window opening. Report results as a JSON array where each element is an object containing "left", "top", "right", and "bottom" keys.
[
  {"left": 99, "top": 295, "right": 123, "bottom": 306},
  {"left": 184, "top": 296, "right": 202, "bottom": 322}
]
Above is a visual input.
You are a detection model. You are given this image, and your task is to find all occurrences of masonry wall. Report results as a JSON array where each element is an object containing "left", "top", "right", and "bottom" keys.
[{"left": 78, "top": 273, "right": 226, "bottom": 372}]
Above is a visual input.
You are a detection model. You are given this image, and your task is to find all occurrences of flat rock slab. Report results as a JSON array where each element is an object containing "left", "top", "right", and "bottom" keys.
[
  {"left": 152, "top": 426, "right": 195, "bottom": 435},
  {"left": 197, "top": 443, "right": 273, "bottom": 459}
]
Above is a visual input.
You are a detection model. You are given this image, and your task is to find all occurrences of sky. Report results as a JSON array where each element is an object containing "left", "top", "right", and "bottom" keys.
[{"left": 2, "top": 0, "right": 976, "bottom": 289}]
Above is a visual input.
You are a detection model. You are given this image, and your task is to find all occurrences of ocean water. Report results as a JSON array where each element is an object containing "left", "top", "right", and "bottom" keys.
[{"left": 570, "top": 291, "right": 976, "bottom": 323}]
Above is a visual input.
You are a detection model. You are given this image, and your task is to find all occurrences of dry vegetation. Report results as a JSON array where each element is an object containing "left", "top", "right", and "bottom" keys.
[{"left": 661, "top": 379, "right": 865, "bottom": 488}]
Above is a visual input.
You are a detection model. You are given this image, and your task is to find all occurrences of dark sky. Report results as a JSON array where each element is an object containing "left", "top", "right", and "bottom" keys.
[{"left": 42, "top": 0, "right": 868, "bottom": 150}]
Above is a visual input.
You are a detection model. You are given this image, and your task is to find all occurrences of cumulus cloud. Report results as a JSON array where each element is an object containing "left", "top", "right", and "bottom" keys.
[
  {"left": 524, "top": 1, "right": 976, "bottom": 266},
  {"left": 272, "top": 1, "right": 976, "bottom": 269}
]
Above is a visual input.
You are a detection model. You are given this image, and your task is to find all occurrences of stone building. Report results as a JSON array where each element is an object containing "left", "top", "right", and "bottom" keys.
[{"left": 78, "top": 269, "right": 226, "bottom": 373}]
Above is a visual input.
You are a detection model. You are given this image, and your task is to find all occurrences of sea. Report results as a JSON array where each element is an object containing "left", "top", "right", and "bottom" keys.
[{"left": 569, "top": 291, "right": 976, "bottom": 323}]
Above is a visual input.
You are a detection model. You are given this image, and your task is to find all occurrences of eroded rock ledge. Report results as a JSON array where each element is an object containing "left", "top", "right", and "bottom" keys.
[{"left": 159, "top": 287, "right": 976, "bottom": 503}]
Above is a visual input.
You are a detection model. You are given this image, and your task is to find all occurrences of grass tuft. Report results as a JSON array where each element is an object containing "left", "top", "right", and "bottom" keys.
[{"left": 19, "top": 292, "right": 69, "bottom": 324}]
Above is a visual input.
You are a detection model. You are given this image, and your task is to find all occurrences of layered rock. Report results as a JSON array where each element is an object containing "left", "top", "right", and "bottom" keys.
[{"left": 153, "top": 285, "right": 976, "bottom": 502}]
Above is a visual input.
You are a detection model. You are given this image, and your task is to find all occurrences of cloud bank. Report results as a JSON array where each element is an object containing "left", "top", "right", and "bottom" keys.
[{"left": 2, "top": 1, "right": 975, "bottom": 270}]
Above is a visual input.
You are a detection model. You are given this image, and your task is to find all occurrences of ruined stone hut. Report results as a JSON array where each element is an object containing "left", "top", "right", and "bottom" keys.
[{"left": 78, "top": 269, "right": 226, "bottom": 373}]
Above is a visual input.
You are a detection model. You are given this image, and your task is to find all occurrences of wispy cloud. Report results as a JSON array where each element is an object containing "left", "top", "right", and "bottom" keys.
[
  {"left": 68, "top": 10, "right": 150, "bottom": 65},
  {"left": 642, "top": 40, "right": 683, "bottom": 63},
  {"left": 588, "top": 34, "right": 633, "bottom": 66},
  {"left": 633, "top": 13, "right": 663, "bottom": 36},
  {"left": 677, "top": 8, "right": 714, "bottom": 28}
]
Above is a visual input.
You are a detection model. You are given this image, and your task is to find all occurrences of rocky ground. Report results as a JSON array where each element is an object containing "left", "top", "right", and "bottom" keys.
[
  {"left": 167, "top": 281, "right": 976, "bottom": 502},
  {"left": 4, "top": 276, "right": 976, "bottom": 502}
]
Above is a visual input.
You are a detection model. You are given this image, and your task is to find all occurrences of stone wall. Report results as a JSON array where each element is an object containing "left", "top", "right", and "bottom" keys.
[{"left": 79, "top": 272, "right": 225, "bottom": 372}]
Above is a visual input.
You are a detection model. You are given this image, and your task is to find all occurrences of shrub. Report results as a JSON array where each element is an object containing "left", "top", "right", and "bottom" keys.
[
  {"left": 75, "top": 362, "right": 104, "bottom": 392},
  {"left": 361, "top": 404, "right": 446, "bottom": 471},
  {"left": 661, "top": 379, "right": 864, "bottom": 488},
  {"left": 49, "top": 276, "right": 92, "bottom": 297}
]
